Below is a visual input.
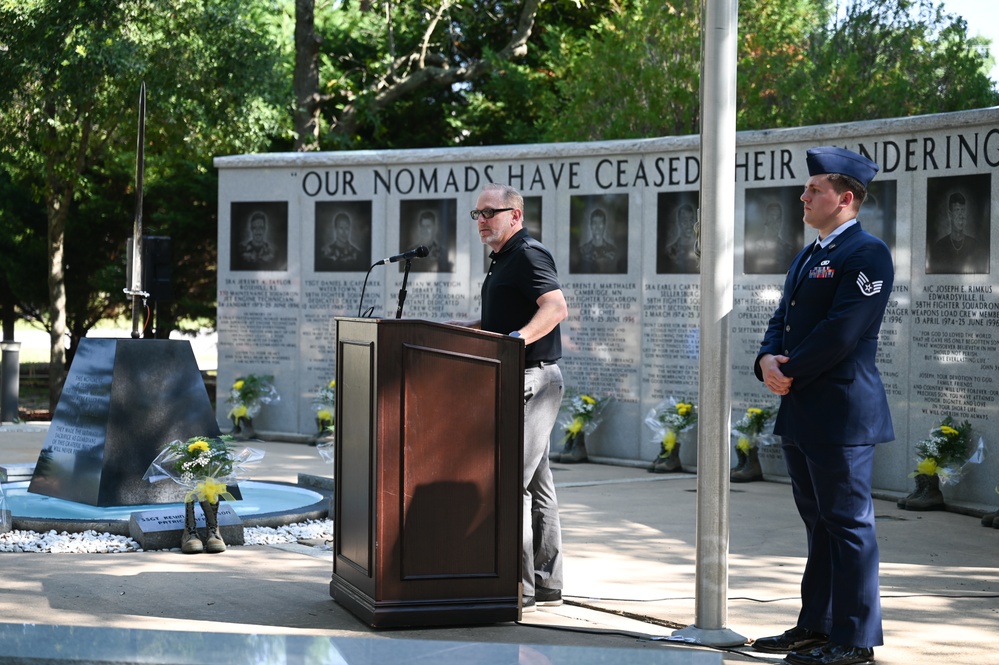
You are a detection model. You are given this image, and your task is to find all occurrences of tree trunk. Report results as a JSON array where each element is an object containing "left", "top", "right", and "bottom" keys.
[
  {"left": 293, "top": 0, "right": 322, "bottom": 151},
  {"left": 45, "top": 189, "right": 69, "bottom": 409},
  {"left": 41, "top": 99, "right": 92, "bottom": 410}
]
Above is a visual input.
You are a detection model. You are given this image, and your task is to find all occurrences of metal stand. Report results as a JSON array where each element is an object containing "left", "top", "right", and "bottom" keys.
[
  {"left": 0, "top": 341, "right": 20, "bottom": 422},
  {"left": 394, "top": 259, "right": 414, "bottom": 319}
]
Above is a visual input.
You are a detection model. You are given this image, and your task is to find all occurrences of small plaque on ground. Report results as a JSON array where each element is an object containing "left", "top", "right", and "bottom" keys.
[{"left": 129, "top": 503, "right": 244, "bottom": 551}]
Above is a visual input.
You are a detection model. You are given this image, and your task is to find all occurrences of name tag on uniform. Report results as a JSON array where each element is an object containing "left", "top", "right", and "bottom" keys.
[{"left": 808, "top": 266, "right": 835, "bottom": 279}]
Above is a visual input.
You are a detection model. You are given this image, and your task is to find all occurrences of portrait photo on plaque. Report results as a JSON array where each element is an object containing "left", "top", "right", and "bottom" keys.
[
  {"left": 925, "top": 173, "right": 991, "bottom": 274},
  {"left": 230, "top": 202, "right": 289, "bottom": 272},
  {"left": 400, "top": 198, "right": 457, "bottom": 272},
  {"left": 656, "top": 191, "right": 700, "bottom": 274},
  {"left": 314, "top": 200, "right": 372, "bottom": 272},
  {"left": 482, "top": 196, "right": 542, "bottom": 272},
  {"left": 569, "top": 193, "right": 629, "bottom": 274},
  {"left": 861, "top": 179, "right": 898, "bottom": 256},
  {"left": 743, "top": 186, "right": 804, "bottom": 275}
]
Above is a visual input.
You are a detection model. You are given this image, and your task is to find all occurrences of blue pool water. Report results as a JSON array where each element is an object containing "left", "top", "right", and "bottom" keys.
[{"left": 2, "top": 480, "right": 324, "bottom": 520}]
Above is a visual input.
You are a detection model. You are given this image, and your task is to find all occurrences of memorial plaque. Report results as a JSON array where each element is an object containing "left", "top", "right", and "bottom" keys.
[
  {"left": 29, "top": 338, "right": 221, "bottom": 506},
  {"left": 129, "top": 503, "right": 243, "bottom": 551},
  {"left": 560, "top": 278, "right": 643, "bottom": 460},
  {"left": 215, "top": 110, "right": 999, "bottom": 506},
  {"left": 636, "top": 279, "right": 700, "bottom": 463}
]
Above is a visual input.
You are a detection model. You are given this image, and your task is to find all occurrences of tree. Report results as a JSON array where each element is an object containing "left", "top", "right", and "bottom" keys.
[
  {"left": 537, "top": 0, "right": 704, "bottom": 141},
  {"left": 783, "top": 0, "right": 999, "bottom": 126},
  {"left": 532, "top": 0, "right": 998, "bottom": 143},
  {"left": 293, "top": 0, "right": 322, "bottom": 150},
  {"left": 0, "top": 0, "right": 285, "bottom": 407},
  {"left": 0, "top": 165, "right": 48, "bottom": 341},
  {"left": 290, "top": 0, "right": 615, "bottom": 150},
  {"left": 736, "top": 0, "right": 829, "bottom": 130}
]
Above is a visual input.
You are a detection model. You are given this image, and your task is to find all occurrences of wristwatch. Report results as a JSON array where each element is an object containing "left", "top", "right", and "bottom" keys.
[{"left": 509, "top": 331, "right": 523, "bottom": 338}]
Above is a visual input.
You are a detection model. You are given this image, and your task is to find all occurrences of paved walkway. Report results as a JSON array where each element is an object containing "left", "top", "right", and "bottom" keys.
[{"left": 0, "top": 424, "right": 996, "bottom": 664}]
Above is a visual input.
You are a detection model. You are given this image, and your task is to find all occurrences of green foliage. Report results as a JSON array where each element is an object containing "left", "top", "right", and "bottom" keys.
[
  {"left": 3, "top": 0, "right": 997, "bottom": 361},
  {"left": 539, "top": 1, "right": 702, "bottom": 142},
  {"left": 534, "top": 0, "right": 997, "bottom": 143},
  {"left": 784, "top": 0, "right": 999, "bottom": 126},
  {"left": 0, "top": 0, "right": 285, "bottom": 348},
  {"left": 736, "top": 0, "right": 829, "bottom": 129},
  {"left": 0, "top": 166, "right": 48, "bottom": 322},
  {"left": 302, "top": 0, "right": 617, "bottom": 149}
]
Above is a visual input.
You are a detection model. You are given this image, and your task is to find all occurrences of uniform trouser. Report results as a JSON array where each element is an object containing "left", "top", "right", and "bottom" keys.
[
  {"left": 522, "top": 363, "right": 564, "bottom": 597},
  {"left": 782, "top": 438, "right": 883, "bottom": 648}
]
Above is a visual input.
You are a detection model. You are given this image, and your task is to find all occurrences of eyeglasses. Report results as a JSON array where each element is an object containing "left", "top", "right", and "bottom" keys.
[{"left": 469, "top": 207, "right": 514, "bottom": 220}]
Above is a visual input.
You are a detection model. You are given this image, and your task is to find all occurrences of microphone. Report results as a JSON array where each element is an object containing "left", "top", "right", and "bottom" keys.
[{"left": 375, "top": 245, "right": 430, "bottom": 266}]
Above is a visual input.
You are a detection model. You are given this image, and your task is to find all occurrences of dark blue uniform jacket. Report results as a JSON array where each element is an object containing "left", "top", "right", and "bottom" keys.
[{"left": 755, "top": 223, "right": 895, "bottom": 446}]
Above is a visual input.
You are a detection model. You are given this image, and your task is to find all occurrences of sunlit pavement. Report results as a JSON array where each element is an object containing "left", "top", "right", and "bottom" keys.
[{"left": 0, "top": 425, "right": 996, "bottom": 665}]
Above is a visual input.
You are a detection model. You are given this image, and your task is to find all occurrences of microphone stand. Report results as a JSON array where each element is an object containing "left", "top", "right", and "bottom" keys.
[{"left": 395, "top": 259, "right": 413, "bottom": 319}]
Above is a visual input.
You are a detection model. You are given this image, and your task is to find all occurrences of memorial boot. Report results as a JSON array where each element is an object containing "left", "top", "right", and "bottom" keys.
[
  {"left": 200, "top": 500, "right": 227, "bottom": 553},
  {"left": 549, "top": 439, "right": 572, "bottom": 463},
  {"left": 731, "top": 448, "right": 763, "bottom": 483},
  {"left": 560, "top": 435, "right": 588, "bottom": 463},
  {"left": 903, "top": 474, "right": 944, "bottom": 511},
  {"left": 897, "top": 475, "right": 923, "bottom": 509},
  {"left": 181, "top": 501, "right": 204, "bottom": 554},
  {"left": 651, "top": 443, "right": 683, "bottom": 473},
  {"left": 234, "top": 418, "right": 257, "bottom": 441},
  {"left": 731, "top": 448, "right": 748, "bottom": 475}
]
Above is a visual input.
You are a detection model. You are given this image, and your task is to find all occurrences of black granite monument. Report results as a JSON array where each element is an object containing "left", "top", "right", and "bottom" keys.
[{"left": 27, "top": 338, "right": 221, "bottom": 507}]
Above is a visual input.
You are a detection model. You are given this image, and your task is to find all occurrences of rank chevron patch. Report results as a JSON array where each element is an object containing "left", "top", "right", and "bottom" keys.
[{"left": 856, "top": 271, "right": 883, "bottom": 296}]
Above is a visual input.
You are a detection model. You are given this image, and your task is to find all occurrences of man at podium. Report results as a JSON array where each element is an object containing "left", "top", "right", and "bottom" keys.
[{"left": 451, "top": 183, "right": 569, "bottom": 612}]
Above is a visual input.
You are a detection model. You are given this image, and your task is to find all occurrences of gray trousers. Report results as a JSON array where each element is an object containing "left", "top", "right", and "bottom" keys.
[{"left": 522, "top": 363, "right": 564, "bottom": 596}]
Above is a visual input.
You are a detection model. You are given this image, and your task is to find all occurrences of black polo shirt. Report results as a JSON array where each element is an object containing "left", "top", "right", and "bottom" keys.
[{"left": 481, "top": 229, "right": 562, "bottom": 364}]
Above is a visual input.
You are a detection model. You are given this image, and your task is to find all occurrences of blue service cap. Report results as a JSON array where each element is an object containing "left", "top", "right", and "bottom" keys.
[{"left": 805, "top": 146, "right": 879, "bottom": 188}]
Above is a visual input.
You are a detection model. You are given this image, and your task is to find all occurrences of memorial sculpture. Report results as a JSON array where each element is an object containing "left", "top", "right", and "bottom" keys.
[
  {"left": 145, "top": 434, "right": 263, "bottom": 553},
  {"left": 646, "top": 397, "right": 697, "bottom": 473},
  {"left": 730, "top": 405, "right": 777, "bottom": 483},
  {"left": 28, "top": 83, "right": 222, "bottom": 507},
  {"left": 550, "top": 391, "right": 608, "bottom": 463}
]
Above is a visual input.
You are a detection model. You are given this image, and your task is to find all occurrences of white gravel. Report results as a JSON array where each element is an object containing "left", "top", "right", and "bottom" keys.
[{"left": 0, "top": 519, "right": 335, "bottom": 554}]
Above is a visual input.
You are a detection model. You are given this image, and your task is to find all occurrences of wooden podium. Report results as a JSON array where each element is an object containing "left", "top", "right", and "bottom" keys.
[{"left": 330, "top": 318, "right": 524, "bottom": 628}]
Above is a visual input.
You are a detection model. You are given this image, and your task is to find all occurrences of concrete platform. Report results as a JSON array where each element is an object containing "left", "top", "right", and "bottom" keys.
[{"left": 0, "top": 423, "right": 997, "bottom": 664}]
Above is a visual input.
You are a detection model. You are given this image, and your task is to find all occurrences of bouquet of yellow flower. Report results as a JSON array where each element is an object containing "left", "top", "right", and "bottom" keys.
[
  {"left": 144, "top": 435, "right": 264, "bottom": 503},
  {"left": 912, "top": 417, "right": 980, "bottom": 485},
  {"left": 732, "top": 406, "right": 777, "bottom": 454},
  {"left": 645, "top": 397, "right": 697, "bottom": 473},
  {"left": 647, "top": 397, "right": 697, "bottom": 447},
  {"left": 312, "top": 379, "right": 336, "bottom": 435},
  {"left": 225, "top": 374, "right": 279, "bottom": 435},
  {"left": 558, "top": 391, "right": 609, "bottom": 444},
  {"left": 144, "top": 435, "right": 265, "bottom": 554}
]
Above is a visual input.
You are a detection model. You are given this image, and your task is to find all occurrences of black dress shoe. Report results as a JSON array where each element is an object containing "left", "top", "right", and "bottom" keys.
[
  {"left": 785, "top": 643, "right": 875, "bottom": 665},
  {"left": 753, "top": 626, "right": 829, "bottom": 654},
  {"left": 535, "top": 587, "right": 562, "bottom": 606},
  {"left": 521, "top": 596, "right": 536, "bottom": 613}
]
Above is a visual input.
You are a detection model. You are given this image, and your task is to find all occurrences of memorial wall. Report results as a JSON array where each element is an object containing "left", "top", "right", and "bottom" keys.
[{"left": 215, "top": 108, "right": 999, "bottom": 508}]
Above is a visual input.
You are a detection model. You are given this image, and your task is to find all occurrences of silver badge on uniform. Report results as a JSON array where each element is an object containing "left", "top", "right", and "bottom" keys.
[{"left": 856, "top": 271, "right": 883, "bottom": 296}]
